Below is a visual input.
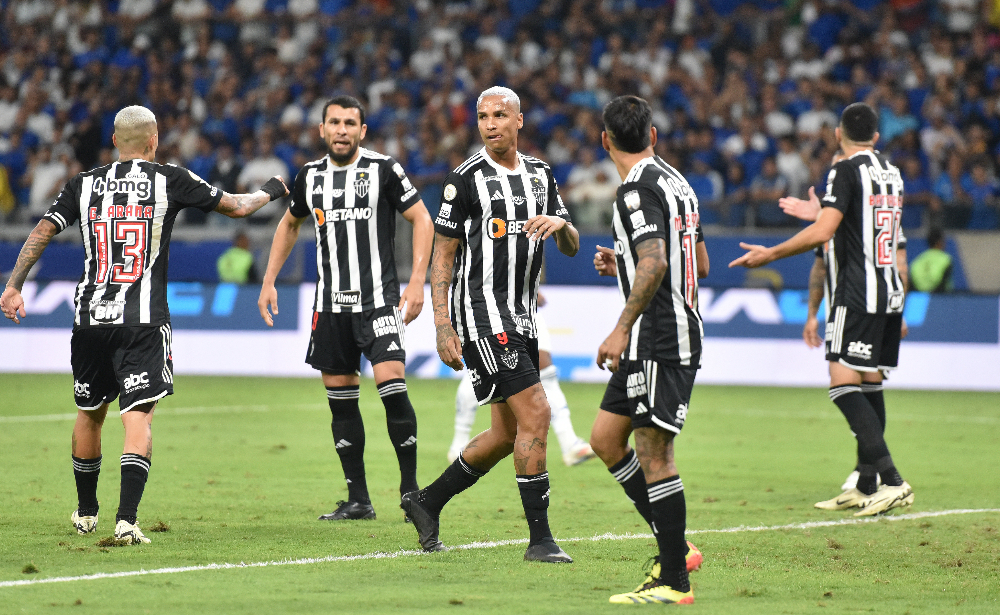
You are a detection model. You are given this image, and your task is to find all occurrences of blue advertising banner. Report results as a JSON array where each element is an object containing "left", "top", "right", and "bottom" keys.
[{"left": 0, "top": 282, "right": 298, "bottom": 330}]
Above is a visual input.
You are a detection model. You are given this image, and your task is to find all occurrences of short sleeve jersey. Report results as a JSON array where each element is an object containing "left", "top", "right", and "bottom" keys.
[
  {"left": 612, "top": 155, "right": 704, "bottom": 368},
  {"left": 821, "top": 150, "right": 906, "bottom": 314},
  {"left": 42, "top": 160, "right": 222, "bottom": 328},
  {"left": 289, "top": 149, "right": 421, "bottom": 312},
  {"left": 433, "top": 147, "right": 571, "bottom": 344}
]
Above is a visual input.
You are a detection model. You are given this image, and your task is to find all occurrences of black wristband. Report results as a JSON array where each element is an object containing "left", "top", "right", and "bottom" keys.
[{"left": 260, "top": 177, "right": 286, "bottom": 201}]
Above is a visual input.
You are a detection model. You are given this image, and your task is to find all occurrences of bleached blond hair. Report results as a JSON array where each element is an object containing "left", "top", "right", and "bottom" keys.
[
  {"left": 113, "top": 105, "right": 157, "bottom": 150},
  {"left": 477, "top": 86, "right": 520, "bottom": 113}
]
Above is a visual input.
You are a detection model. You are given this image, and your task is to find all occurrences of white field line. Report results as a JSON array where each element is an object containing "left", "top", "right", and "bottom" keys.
[{"left": 2, "top": 508, "right": 997, "bottom": 589}]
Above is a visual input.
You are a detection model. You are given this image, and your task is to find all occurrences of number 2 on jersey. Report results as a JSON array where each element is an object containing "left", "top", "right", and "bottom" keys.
[
  {"left": 93, "top": 220, "right": 149, "bottom": 284},
  {"left": 874, "top": 207, "right": 901, "bottom": 267}
]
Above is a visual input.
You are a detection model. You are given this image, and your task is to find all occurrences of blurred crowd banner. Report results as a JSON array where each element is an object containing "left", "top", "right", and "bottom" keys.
[{"left": 2, "top": 283, "right": 997, "bottom": 392}]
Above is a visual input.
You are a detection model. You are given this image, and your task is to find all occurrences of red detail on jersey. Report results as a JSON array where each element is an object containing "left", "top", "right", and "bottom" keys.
[
  {"left": 496, "top": 332, "right": 508, "bottom": 345},
  {"left": 312, "top": 311, "right": 319, "bottom": 331}
]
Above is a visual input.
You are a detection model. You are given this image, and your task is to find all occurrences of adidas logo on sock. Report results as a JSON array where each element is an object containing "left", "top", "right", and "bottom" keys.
[
  {"left": 387, "top": 341, "right": 400, "bottom": 351},
  {"left": 400, "top": 436, "right": 417, "bottom": 447},
  {"left": 335, "top": 439, "right": 352, "bottom": 449}
]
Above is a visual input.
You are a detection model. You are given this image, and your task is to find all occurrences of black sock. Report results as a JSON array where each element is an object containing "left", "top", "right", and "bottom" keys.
[
  {"left": 875, "top": 458, "right": 904, "bottom": 487},
  {"left": 72, "top": 455, "right": 101, "bottom": 516},
  {"left": 517, "top": 472, "right": 553, "bottom": 545},
  {"left": 328, "top": 385, "right": 369, "bottom": 504},
  {"left": 419, "top": 454, "right": 486, "bottom": 515},
  {"left": 116, "top": 454, "right": 150, "bottom": 525},
  {"left": 830, "top": 386, "right": 893, "bottom": 492},
  {"left": 861, "top": 383, "right": 886, "bottom": 432},
  {"left": 856, "top": 464, "right": 879, "bottom": 495},
  {"left": 378, "top": 379, "right": 419, "bottom": 496},
  {"left": 648, "top": 475, "right": 689, "bottom": 592},
  {"left": 609, "top": 449, "right": 652, "bottom": 527}
]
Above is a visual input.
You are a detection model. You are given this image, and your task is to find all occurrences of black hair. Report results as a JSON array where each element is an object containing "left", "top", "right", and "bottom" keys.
[
  {"left": 322, "top": 95, "right": 366, "bottom": 125},
  {"left": 927, "top": 226, "right": 945, "bottom": 248},
  {"left": 602, "top": 95, "right": 652, "bottom": 154},
  {"left": 840, "top": 102, "right": 878, "bottom": 143}
]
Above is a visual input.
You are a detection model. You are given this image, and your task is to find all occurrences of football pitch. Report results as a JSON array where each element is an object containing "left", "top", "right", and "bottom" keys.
[{"left": 1, "top": 374, "right": 998, "bottom": 614}]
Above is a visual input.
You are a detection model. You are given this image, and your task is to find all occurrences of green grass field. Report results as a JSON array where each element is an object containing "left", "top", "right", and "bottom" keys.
[{"left": 1, "top": 374, "right": 998, "bottom": 614}]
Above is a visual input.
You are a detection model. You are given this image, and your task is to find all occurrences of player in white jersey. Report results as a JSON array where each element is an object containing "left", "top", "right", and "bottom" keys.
[
  {"left": 732, "top": 102, "right": 914, "bottom": 517},
  {"left": 447, "top": 292, "right": 596, "bottom": 466},
  {"left": 1, "top": 105, "right": 287, "bottom": 544},
  {"left": 401, "top": 86, "right": 579, "bottom": 563},
  {"left": 258, "top": 96, "right": 433, "bottom": 522}
]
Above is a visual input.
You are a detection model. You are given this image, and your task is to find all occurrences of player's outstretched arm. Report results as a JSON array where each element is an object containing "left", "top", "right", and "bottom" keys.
[
  {"left": 597, "top": 238, "right": 666, "bottom": 372},
  {"left": 594, "top": 245, "right": 617, "bottom": 277},
  {"left": 779, "top": 186, "right": 821, "bottom": 222},
  {"left": 399, "top": 200, "right": 433, "bottom": 325},
  {"left": 803, "top": 255, "right": 825, "bottom": 348},
  {"left": 216, "top": 176, "right": 288, "bottom": 218},
  {"left": 1, "top": 219, "right": 58, "bottom": 324},
  {"left": 729, "top": 207, "right": 844, "bottom": 269},
  {"left": 258, "top": 208, "right": 306, "bottom": 327},
  {"left": 430, "top": 233, "right": 463, "bottom": 371}
]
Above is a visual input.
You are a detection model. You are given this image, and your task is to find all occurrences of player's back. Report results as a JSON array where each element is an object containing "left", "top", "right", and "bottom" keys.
[
  {"left": 824, "top": 150, "right": 905, "bottom": 315},
  {"left": 43, "top": 159, "right": 222, "bottom": 327},
  {"left": 612, "top": 156, "right": 704, "bottom": 368}
]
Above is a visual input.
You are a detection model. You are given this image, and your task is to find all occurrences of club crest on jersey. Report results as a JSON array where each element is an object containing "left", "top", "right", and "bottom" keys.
[
  {"left": 500, "top": 346, "right": 518, "bottom": 370},
  {"left": 530, "top": 176, "right": 546, "bottom": 203},
  {"left": 354, "top": 172, "right": 370, "bottom": 198}
]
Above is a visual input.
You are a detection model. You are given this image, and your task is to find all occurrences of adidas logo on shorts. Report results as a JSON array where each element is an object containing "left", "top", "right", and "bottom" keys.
[{"left": 387, "top": 341, "right": 400, "bottom": 351}]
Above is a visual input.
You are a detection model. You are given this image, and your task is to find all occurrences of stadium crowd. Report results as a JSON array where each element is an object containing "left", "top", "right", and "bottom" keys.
[{"left": 1, "top": 0, "right": 999, "bottom": 232}]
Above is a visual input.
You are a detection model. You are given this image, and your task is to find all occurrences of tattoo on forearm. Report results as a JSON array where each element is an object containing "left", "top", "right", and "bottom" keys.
[
  {"left": 430, "top": 235, "right": 459, "bottom": 323},
  {"left": 7, "top": 222, "right": 56, "bottom": 290},
  {"left": 617, "top": 240, "right": 666, "bottom": 332},
  {"left": 218, "top": 193, "right": 269, "bottom": 218},
  {"left": 807, "top": 261, "right": 825, "bottom": 314}
]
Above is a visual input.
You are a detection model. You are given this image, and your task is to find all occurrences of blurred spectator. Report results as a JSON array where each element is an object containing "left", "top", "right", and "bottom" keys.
[
  {"left": 236, "top": 135, "right": 289, "bottom": 222},
  {"left": 899, "top": 157, "right": 934, "bottom": 228},
  {"left": 749, "top": 157, "right": 790, "bottom": 227},
  {"left": 961, "top": 160, "right": 1000, "bottom": 230},
  {"left": 909, "top": 227, "right": 954, "bottom": 292},
  {"left": 933, "top": 151, "right": 971, "bottom": 229},
  {"left": 775, "top": 137, "right": 810, "bottom": 198},
  {"left": 217, "top": 231, "right": 258, "bottom": 284},
  {"left": 25, "top": 144, "right": 77, "bottom": 219},
  {"left": 564, "top": 158, "right": 620, "bottom": 233}
]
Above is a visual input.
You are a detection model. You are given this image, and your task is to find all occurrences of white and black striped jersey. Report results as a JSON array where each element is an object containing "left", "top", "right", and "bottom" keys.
[
  {"left": 816, "top": 222, "right": 905, "bottom": 318},
  {"left": 821, "top": 150, "right": 906, "bottom": 315},
  {"left": 289, "top": 149, "right": 421, "bottom": 312},
  {"left": 433, "top": 147, "right": 571, "bottom": 344},
  {"left": 42, "top": 160, "right": 222, "bottom": 328},
  {"left": 612, "top": 155, "right": 704, "bottom": 368}
]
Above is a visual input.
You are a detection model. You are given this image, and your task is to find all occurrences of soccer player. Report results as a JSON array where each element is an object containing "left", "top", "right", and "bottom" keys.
[
  {"left": 258, "top": 95, "right": 433, "bottom": 521},
  {"left": 587, "top": 96, "right": 708, "bottom": 605},
  {"left": 731, "top": 102, "right": 914, "bottom": 516},
  {"left": 400, "top": 86, "right": 580, "bottom": 562},
  {"left": 447, "top": 291, "right": 596, "bottom": 467},
  {"left": 779, "top": 163, "right": 909, "bottom": 495},
  {"left": 0, "top": 105, "right": 288, "bottom": 544}
]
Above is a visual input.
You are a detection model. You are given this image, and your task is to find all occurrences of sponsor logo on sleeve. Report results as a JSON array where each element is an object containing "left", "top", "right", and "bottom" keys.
[
  {"left": 624, "top": 190, "right": 641, "bottom": 211},
  {"left": 444, "top": 184, "right": 457, "bottom": 201},
  {"left": 439, "top": 202, "right": 452, "bottom": 218}
]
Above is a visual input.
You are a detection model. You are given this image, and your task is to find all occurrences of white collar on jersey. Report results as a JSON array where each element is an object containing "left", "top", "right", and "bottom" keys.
[
  {"left": 325, "top": 147, "right": 369, "bottom": 172},
  {"left": 478, "top": 146, "right": 524, "bottom": 174}
]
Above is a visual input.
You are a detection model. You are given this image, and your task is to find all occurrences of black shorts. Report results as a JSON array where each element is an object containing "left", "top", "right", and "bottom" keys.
[
  {"left": 600, "top": 360, "right": 697, "bottom": 434},
  {"left": 462, "top": 331, "right": 540, "bottom": 405},
  {"left": 71, "top": 325, "right": 173, "bottom": 414},
  {"left": 825, "top": 305, "right": 901, "bottom": 372},
  {"left": 307, "top": 307, "right": 406, "bottom": 374}
]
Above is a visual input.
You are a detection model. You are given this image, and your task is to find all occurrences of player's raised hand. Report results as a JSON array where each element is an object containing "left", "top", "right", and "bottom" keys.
[
  {"left": 779, "top": 186, "right": 821, "bottom": 222},
  {"left": 0, "top": 287, "right": 26, "bottom": 324},
  {"left": 803, "top": 315, "right": 823, "bottom": 348},
  {"left": 523, "top": 214, "right": 566, "bottom": 241},
  {"left": 257, "top": 284, "right": 279, "bottom": 327},
  {"left": 436, "top": 323, "right": 464, "bottom": 371},
  {"left": 398, "top": 283, "right": 425, "bottom": 325},
  {"left": 729, "top": 243, "right": 774, "bottom": 269},
  {"left": 594, "top": 245, "right": 617, "bottom": 277}
]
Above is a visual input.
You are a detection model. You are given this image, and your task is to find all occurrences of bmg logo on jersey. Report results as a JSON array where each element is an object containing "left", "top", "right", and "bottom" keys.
[
  {"left": 846, "top": 341, "right": 873, "bottom": 360},
  {"left": 626, "top": 372, "right": 648, "bottom": 398},
  {"left": 123, "top": 371, "right": 150, "bottom": 393},
  {"left": 372, "top": 315, "right": 398, "bottom": 337},
  {"left": 92, "top": 175, "right": 151, "bottom": 200},
  {"left": 74, "top": 380, "right": 90, "bottom": 397}
]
